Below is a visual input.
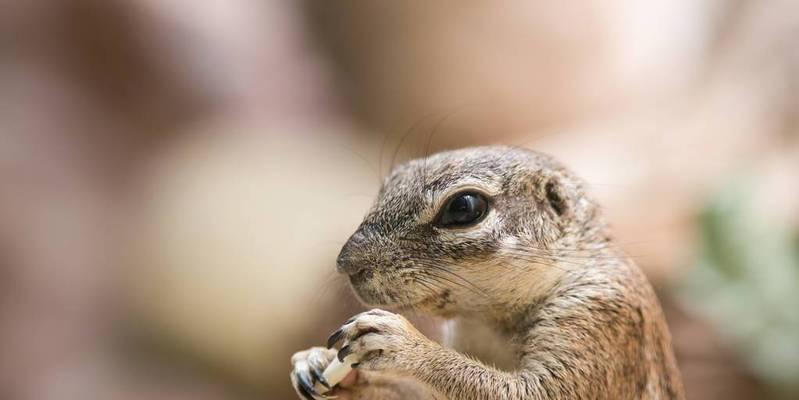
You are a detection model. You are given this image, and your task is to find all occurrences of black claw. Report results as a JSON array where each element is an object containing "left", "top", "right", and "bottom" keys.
[
  {"left": 310, "top": 366, "right": 331, "bottom": 389},
  {"left": 327, "top": 328, "right": 345, "bottom": 349},
  {"left": 337, "top": 345, "right": 352, "bottom": 362},
  {"left": 297, "top": 371, "right": 322, "bottom": 399},
  {"left": 297, "top": 383, "right": 316, "bottom": 400}
]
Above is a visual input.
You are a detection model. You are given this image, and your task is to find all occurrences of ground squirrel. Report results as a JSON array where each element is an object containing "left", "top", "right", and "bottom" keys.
[{"left": 290, "top": 146, "right": 685, "bottom": 399}]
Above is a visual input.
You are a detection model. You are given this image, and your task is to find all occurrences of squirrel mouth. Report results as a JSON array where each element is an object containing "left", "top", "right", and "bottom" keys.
[
  {"left": 347, "top": 269, "right": 384, "bottom": 303},
  {"left": 347, "top": 268, "right": 373, "bottom": 286}
]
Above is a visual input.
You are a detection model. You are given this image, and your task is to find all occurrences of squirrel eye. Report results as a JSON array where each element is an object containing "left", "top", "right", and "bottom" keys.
[{"left": 436, "top": 192, "right": 488, "bottom": 228}]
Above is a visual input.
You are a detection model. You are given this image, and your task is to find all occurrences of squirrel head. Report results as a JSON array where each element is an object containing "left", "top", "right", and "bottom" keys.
[{"left": 337, "top": 146, "right": 608, "bottom": 317}]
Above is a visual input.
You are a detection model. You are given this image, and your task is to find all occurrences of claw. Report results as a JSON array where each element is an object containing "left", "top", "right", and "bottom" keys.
[
  {"left": 297, "top": 383, "right": 316, "bottom": 400},
  {"left": 307, "top": 353, "right": 331, "bottom": 389},
  {"left": 327, "top": 328, "right": 345, "bottom": 349},
  {"left": 310, "top": 366, "right": 331, "bottom": 389},
  {"left": 337, "top": 345, "right": 352, "bottom": 362},
  {"left": 297, "top": 370, "right": 323, "bottom": 399}
]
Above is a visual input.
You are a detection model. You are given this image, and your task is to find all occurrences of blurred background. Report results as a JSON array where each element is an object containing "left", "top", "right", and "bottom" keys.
[{"left": 1, "top": 1, "right": 798, "bottom": 399}]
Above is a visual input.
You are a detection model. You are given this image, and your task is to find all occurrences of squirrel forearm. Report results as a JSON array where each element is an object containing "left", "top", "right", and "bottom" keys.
[
  {"left": 408, "top": 296, "right": 637, "bottom": 400},
  {"left": 410, "top": 344, "right": 539, "bottom": 400}
]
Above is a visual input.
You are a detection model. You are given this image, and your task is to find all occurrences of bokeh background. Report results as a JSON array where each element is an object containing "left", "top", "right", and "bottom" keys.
[{"left": 1, "top": 1, "right": 798, "bottom": 399}]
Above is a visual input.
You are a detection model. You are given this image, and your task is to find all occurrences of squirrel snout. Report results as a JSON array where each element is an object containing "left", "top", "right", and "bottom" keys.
[{"left": 336, "top": 231, "right": 368, "bottom": 275}]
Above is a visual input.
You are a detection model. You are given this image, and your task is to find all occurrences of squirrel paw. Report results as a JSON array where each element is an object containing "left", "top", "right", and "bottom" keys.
[
  {"left": 290, "top": 346, "right": 337, "bottom": 399},
  {"left": 326, "top": 308, "right": 426, "bottom": 372}
]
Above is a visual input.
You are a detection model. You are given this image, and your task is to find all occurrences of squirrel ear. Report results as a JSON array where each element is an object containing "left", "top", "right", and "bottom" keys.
[{"left": 544, "top": 179, "right": 568, "bottom": 217}]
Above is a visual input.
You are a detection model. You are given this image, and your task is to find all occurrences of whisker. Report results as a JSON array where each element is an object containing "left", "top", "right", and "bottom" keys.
[
  {"left": 500, "top": 249, "right": 603, "bottom": 271},
  {"left": 420, "top": 111, "right": 455, "bottom": 187},
  {"left": 413, "top": 261, "right": 488, "bottom": 298},
  {"left": 504, "top": 243, "right": 631, "bottom": 261},
  {"left": 389, "top": 114, "right": 435, "bottom": 171},
  {"left": 411, "top": 275, "right": 445, "bottom": 297}
]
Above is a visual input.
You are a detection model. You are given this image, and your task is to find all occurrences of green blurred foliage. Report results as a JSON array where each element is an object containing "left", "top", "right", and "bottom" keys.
[{"left": 679, "top": 179, "right": 799, "bottom": 398}]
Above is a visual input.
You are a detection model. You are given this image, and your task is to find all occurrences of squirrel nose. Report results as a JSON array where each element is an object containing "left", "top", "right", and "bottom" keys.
[{"left": 336, "top": 230, "right": 367, "bottom": 275}]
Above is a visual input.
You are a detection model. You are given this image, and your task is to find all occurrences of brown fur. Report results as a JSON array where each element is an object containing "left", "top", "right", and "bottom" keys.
[{"left": 291, "top": 146, "right": 684, "bottom": 399}]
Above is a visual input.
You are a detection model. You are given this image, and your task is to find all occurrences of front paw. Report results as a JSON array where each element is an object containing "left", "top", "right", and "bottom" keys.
[
  {"left": 290, "top": 346, "right": 337, "bottom": 399},
  {"left": 326, "top": 309, "right": 428, "bottom": 372}
]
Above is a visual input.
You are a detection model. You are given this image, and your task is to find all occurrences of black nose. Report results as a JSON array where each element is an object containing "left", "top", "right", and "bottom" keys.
[{"left": 336, "top": 230, "right": 367, "bottom": 275}]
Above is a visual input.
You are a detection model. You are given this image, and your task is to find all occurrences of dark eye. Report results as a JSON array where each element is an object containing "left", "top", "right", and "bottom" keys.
[{"left": 436, "top": 191, "right": 489, "bottom": 228}]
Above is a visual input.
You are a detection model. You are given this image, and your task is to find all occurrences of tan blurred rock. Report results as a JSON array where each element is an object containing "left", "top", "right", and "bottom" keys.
[{"left": 128, "top": 123, "right": 380, "bottom": 395}]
